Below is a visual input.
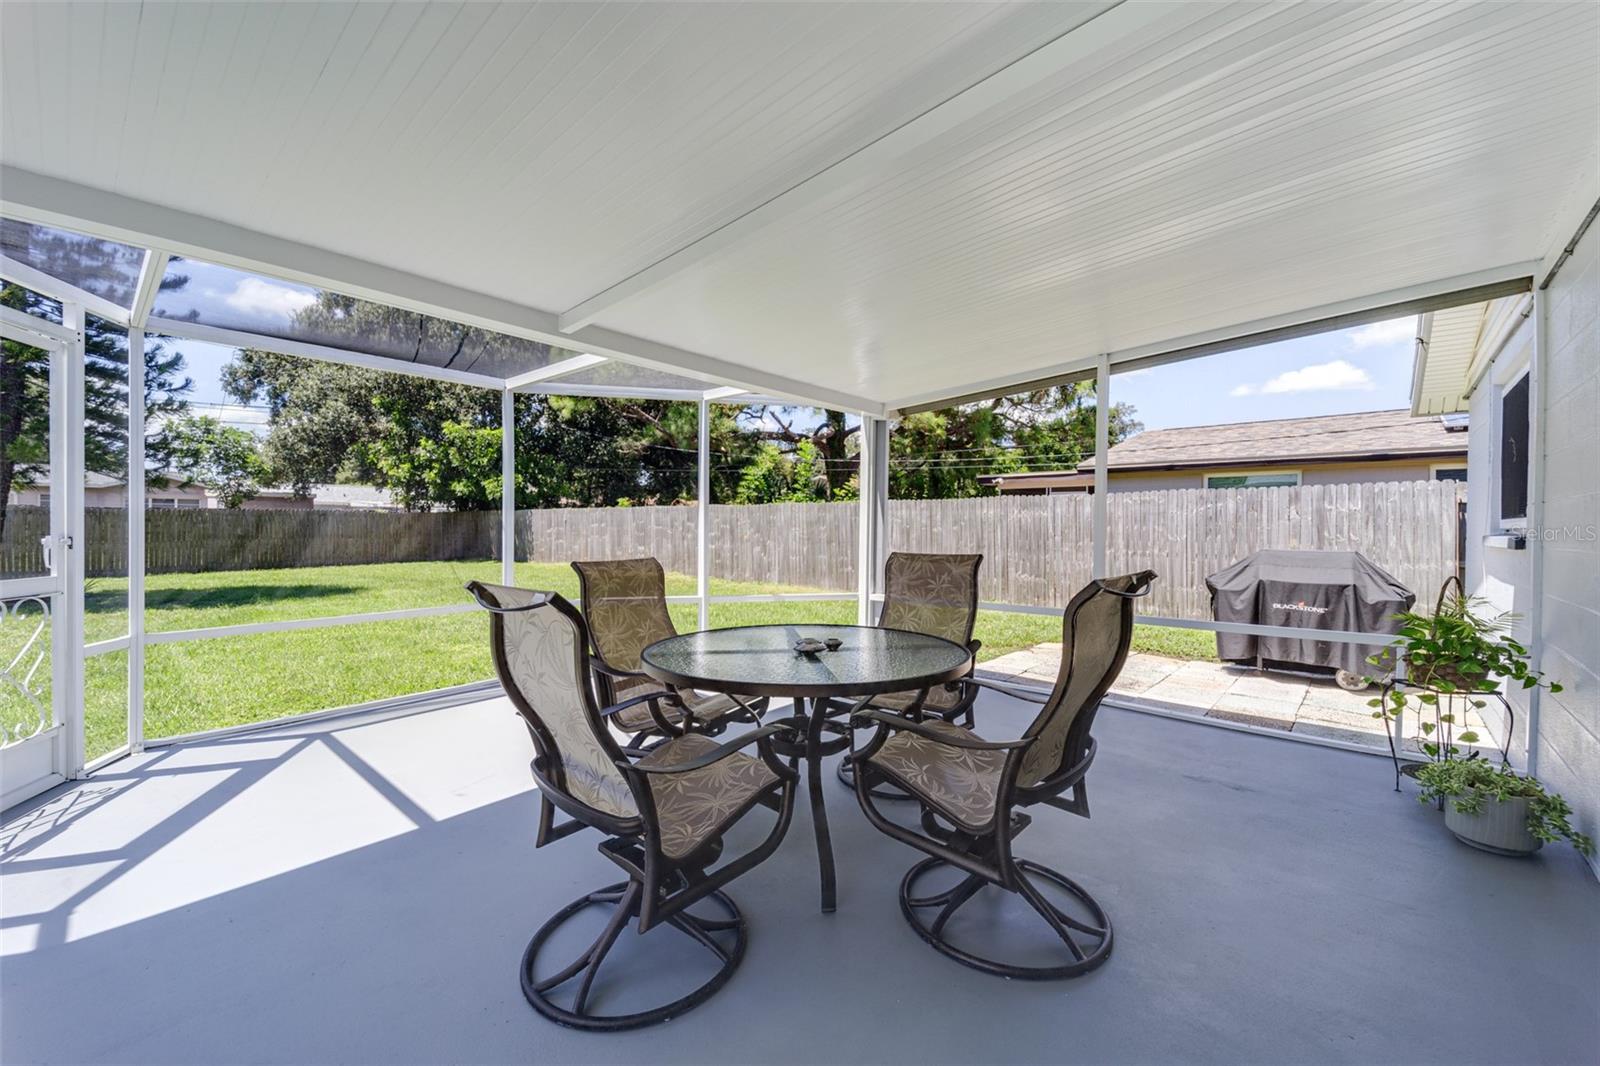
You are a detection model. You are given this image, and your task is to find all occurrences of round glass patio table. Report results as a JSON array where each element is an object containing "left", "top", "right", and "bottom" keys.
[{"left": 641, "top": 624, "right": 971, "bottom": 913}]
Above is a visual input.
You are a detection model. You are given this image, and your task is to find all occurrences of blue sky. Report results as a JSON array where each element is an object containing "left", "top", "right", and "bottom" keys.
[
  {"left": 160, "top": 309, "right": 1419, "bottom": 438},
  {"left": 1111, "top": 316, "right": 1416, "bottom": 431}
]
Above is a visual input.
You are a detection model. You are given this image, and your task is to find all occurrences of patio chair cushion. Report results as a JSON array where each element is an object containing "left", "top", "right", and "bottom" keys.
[
  {"left": 638, "top": 734, "right": 781, "bottom": 859},
  {"left": 865, "top": 719, "right": 1004, "bottom": 831}
]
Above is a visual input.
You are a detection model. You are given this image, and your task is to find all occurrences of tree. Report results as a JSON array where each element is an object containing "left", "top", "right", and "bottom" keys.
[
  {"left": 223, "top": 337, "right": 763, "bottom": 510},
  {"left": 216, "top": 288, "right": 1140, "bottom": 509},
  {"left": 888, "top": 384, "right": 1140, "bottom": 499},
  {"left": 161, "top": 414, "right": 270, "bottom": 508},
  {"left": 0, "top": 271, "right": 192, "bottom": 540}
]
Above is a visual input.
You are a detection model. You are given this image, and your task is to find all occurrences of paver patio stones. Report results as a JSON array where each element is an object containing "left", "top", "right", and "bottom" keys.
[
  {"left": 1209, "top": 692, "right": 1301, "bottom": 730},
  {"left": 984, "top": 643, "right": 1509, "bottom": 756},
  {"left": 978, "top": 643, "right": 1507, "bottom": 757}
]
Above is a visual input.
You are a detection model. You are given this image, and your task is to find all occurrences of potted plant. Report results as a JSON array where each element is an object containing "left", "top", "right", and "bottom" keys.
[
  {"left": 1414, "top": 760, "right": 1594, "bottom": 857},
  {"left": 1366, "top": 577, "right": 1561, "bottom": 767}
]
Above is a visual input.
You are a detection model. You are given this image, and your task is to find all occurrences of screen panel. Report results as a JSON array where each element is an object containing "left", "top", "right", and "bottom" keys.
[
  {"left": 1, "top": 218, "right": 145, "bottom": 309},
  {"left": 151, "top": 259, "right": 569, "bottom": 381}
]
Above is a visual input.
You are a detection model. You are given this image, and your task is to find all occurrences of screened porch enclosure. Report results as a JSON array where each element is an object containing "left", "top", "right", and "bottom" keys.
[
  {"left": 0, "top": 209, "right": 1545, "bottom": 807},
  {"left": 1, "top": 2, "right": 1598, "bottom": 1061}
]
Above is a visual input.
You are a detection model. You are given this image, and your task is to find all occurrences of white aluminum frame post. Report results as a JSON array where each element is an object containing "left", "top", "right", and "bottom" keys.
[
  {"left": 501, "top": 388, "right": 516, "bottom": 585},
  {"left": 127, "top": 327, "right": 147, "bottom": 754},
  {"left": 857, "top": 417, "right": 889, "bottom": 624},
  {"left": 60, "top": 302, "right": 87, "bottom": 778},
  {"left": 696, "top": 398, "right": 711, "bottom": 630},
  {"left": 1092, "top": 354, "right": 1109, "bottom": 578}
]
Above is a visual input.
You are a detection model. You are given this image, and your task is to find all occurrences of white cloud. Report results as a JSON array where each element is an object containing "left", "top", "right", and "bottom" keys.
[
  {"left": 1347, "top": 317, "right": 1417, "bottom": 349},
  {"left": 1230, "top": 359, "right": 1375, "bottom": 397},
  {"left": 222, "top": 277, "right": 315, "bottom": 318}
]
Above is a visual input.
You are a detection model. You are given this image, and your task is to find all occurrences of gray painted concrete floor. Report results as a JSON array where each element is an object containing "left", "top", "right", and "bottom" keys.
[{"left": 2, "top": 693, "right": 1596, "bottom": 1066}]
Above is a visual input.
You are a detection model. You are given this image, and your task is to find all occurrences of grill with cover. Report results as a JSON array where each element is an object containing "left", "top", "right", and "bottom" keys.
[{"left": 1205, "top": 550, "right": 1414, "bottom": 683}]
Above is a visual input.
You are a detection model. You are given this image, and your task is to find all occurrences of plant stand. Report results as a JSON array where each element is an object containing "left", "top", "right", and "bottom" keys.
[{"left": 1380, "top": 676, "right": 1513, "bottom": 791}]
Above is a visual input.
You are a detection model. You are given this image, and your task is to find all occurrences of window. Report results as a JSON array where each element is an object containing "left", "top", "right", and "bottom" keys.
[
  {"left": 1499, "top": 374, "right": 1529, "bottom": 522},
  {"left": 150, "top": 498, "right": 176, "bottom": 509},
  {"left": 174, "top": 498, "right": 202, "bottom": 510},
  {"left": 1432, "top": 465, "right": 1467, "bottom": 483},
  {"left": 1204, "top": 471, "right": 1301, "bottom": 489},
  {"left": 37, "top": 492, "right": 50, "bottom": 508}
]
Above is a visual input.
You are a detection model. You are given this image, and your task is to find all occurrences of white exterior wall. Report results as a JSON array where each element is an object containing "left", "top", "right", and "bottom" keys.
[
  {"left": 1463, "top": 214, "right": 1598, "bottom": 879},
  {"left": 1464, "top": 317, "right": 1535, "bottom": 756},
  {"left": 1533, "top": 219, "right": 1600, "bottom": 877}
]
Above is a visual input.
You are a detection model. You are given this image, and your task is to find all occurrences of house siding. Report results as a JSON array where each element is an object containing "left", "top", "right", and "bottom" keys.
[{"left": 1103, "top": 459, "right": 1445, "bottom": 493}]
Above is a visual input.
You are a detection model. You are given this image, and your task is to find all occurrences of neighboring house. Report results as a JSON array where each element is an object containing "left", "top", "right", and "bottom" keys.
[
  {"left": 980, "top": 408, "right": 1469, "bottom": 495},
  {"left": 5, "top": 470, "right": 405, "bottom": 511}
]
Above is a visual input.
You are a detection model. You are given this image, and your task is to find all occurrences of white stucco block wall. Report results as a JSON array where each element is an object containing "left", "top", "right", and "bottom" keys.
[
  {"left": 1464, "top": 318, "right": 1535, "bottom": 755},
  {"left": 1534, "top": 219, "right": 1600, "bottom": 873}
]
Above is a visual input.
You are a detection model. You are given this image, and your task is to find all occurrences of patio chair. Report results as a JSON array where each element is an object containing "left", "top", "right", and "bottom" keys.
[
  {"left": 467, "top": 581, "right": 798, "bottom": 1030},
  {"left": 836, "top": 552, "right": 982, "bottom": 795},
  {"left": 849, "top": 570, "right": 1157, "bottom": 979},
  {"left": 572, "top": 557, "right": 767, "bottom": 743}
]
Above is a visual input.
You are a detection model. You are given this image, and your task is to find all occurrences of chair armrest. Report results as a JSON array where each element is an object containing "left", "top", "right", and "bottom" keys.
[
  {"left": 617, "top": 722, "right": 795, "bottom": 775},
  {"left": 852, "top": 708, "right": 1029, "bottom": 751},
  {"left": 598, "top": 690, "right": 682, "bottom": 719},
  {"left": 590, "top": 657, "right": 646, "bottom": 683},
  {"left": 967, "top": 676, "right": 1051, "bottom": 705}
]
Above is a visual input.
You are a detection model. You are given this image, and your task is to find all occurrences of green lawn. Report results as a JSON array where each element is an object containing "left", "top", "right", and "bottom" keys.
[{"left": 8, "top": 559, "right": 1214, "bottom": 762}]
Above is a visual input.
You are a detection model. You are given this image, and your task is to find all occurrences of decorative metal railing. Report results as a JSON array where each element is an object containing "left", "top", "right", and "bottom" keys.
[{"left": 1, "top": 595, "right": 52, "bottom": 747}]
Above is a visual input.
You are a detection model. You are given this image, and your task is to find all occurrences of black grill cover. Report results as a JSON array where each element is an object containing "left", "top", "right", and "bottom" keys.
[{"left": 1205, "top": 550, "right": 1414, "bottom": 674}]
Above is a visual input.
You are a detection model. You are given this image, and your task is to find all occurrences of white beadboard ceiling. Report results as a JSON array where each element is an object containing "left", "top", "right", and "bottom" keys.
[{"left": 1, "top": 0, "right": 1595, "bottom": 412}]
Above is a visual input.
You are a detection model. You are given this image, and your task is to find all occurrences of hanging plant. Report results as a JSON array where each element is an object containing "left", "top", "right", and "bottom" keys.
[{"left": 1366, "top": 577, "right": 1560, "bottom": 763}]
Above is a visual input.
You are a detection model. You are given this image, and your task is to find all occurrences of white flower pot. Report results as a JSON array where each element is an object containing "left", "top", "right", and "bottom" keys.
[{"left": 1443, "top": 791, "right": 1542, "bottom": 856}]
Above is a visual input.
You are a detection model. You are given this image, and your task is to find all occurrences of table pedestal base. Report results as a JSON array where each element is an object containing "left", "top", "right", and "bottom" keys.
[{"left": 769, "top": 696, "right": 851, "bottom": 913}]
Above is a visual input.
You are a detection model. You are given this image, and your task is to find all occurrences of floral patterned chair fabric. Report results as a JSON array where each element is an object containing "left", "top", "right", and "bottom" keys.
[
  {"left": 869, "top": 552, "right": 983, "bottom": 723},
  {"left": 879, "top": 551, "right": 984, "bottom": 646},
  {"left": 572, "top": 558, "right": 760, "bottom": 738},
  {"left": 851, "top": 570, "right": 1157, "bottom": 980},
  {"left": 467, "top": 581, "right": 798, "bottom": 1030}
]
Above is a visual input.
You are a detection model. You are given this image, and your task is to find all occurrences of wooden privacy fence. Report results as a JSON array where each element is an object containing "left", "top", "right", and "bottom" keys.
[
  {"left": 518, "top": 482, "right": 1464, "bottom": 619},
  {"left": 0, "top": 505, "right": 497, "bottom": 577},
  {"left": 1104, "top": 481, "right": 1464, "bottom": 619},
  {"left": 2, "top": 482, "right": 1464, "bottom": 619}
]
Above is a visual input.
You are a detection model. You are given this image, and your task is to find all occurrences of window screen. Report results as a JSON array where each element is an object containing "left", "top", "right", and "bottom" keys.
[{"left": 1499, "top": 375, "right": 1529, "bottom": 521}]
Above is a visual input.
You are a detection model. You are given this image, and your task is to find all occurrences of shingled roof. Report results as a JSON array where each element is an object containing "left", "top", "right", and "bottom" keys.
[{"left": 1077, "top": 408, "right": 1467, "bottom": 472}]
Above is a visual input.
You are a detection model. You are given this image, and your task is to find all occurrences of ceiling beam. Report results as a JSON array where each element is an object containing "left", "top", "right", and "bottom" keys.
[
  {"left": 129, "top": 250, "right": 170, "bottom": 329},
  {"left": 889, "top": 262, "right": 1540, "bottom": 414},
  {"left": 555, "top": 0, "right": 1169, "bottom": 334},
  {"left": 146, "top": 316, "right": 506, "bottom": 390},
  {"left": 0, "top": 166, "right": 885, "bottom": 416},
  {"left": 504, "top": 353, "right": 608, "bottom": 390}
]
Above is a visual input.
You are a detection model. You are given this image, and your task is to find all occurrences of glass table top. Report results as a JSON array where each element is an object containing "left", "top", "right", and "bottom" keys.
[{"left": 640, "top": 624, "right": 971, "bottom": 698}]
